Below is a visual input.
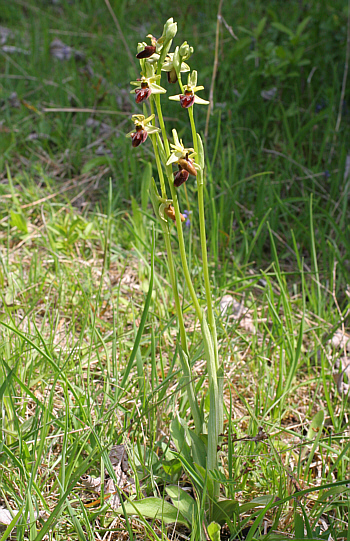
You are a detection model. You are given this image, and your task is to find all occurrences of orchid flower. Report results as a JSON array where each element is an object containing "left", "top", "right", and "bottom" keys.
[
  {"left": 130, "top": 74, "right": 166, "bottom": 104},
  {"left": 166, "top": 129, "right": 199, "bottom": 178},
  {"left": 126, "top": 114, "right": 160, "bottom": 147},
  {"left": 169, "top": 70, "right": 209, "bottom": 108}
]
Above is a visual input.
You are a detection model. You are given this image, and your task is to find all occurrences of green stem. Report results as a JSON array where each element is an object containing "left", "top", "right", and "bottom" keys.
[
  {"left": 188, "top": 106, "right": 222, "bottom": 511},
  {"left": 149, "top": 99, "right": 202, "bottom": 433},
  {"left": 154, "top": 94, "right": 202, "bottom": 322},
  {"left": 147, "top": 101, "right": 167, "bottom": 199},
  {"left": 188, "top": 107, "right": 219, "bottom": 371},
  {"left": 162, "top": 223, "right": 202, "bottom": 434}
]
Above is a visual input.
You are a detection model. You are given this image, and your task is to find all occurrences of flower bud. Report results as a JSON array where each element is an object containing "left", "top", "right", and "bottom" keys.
[
  {"left": 179, "top": 41, "right": 193, "bottom": 60},
  {"left": 164, "top": 18, "right": 177, "bottom": 41},
  {"left": 178, "top": 154, "right": 197, "bottom": 177},
  {"left": 174, "top": 168, "right": 189, "bottom": 187}
]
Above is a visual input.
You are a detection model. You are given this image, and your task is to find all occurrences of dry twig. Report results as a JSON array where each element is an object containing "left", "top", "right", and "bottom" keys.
[
  {"left": 205, "top": 0, "right": 223, "bottom": 139},
  {"left": 328, "top": 0, "right": 350, "bottom": 163}
]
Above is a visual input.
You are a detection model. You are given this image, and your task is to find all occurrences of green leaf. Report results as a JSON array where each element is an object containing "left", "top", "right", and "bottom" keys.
[
  {"left": 118, "top": 228, "right": 155, "bottom": 394},
  {"left": 162, "top": 458, "right": 182, "bottom": 478},
  {"left": 141, "top": 162, "right": 152, "bottom": 212},
  {"left": 212, "top": 499, "right": 238, "bottom": 526},
  {"left": 10, "top": 210, "right": 28, "bottom": 234},
  {"left": 294, "top": 512, "right": 304, "bottom": 539},
  {"left": 271, "top": 21, "right": 295, "bottom": 38},
  {"left": 166, "top": 486, "right": 195, "bottom": 525},
  {"left": 239, "top": 495, "right": 275, "bottom": 514},
  {"left": 67, "top": 503, "right": 87, "bottom": 541},
  {"left": 170, "top": 416, "right": 192, "bottom": 464},
  {"left": 188, "top": 429, "right": 207, "bottom": 470},
  {"left": 82, "top": 156, "right": 115, "bottom": 174},
  {"left": 303, "top": 410, "right": 325, "bottom": 474},
  {"left": 254, "top": 17, "right": 267, "bottom": 38},
  {"left": 131, "top": 196, "right": 143, "bottom": 238},
  {"left": 196, "top": 133, "right": 205, "bottom": 170},
  {"left": 0, "top": 505, "right": 25, "bottom": 541},
  {"left": 296, "top": 16, "right": 311, "bottom": 38},
  {"left": 116, "top": 498, "right": 189, "bottom": 526},
  {"left": 208, "top": 521, "right": 221, "bottom": 541},
  {"left": 230, "top": 36, "right": 251, "bottom": 56},
  {"left": 0, "top": 363, "right": 17, "bottom": 400},
  {"left": 155, "top": 133, "right": 167, "bottom": 166},
  {"left": 306, "top": 410, "right": 324, "bottom": 441}
]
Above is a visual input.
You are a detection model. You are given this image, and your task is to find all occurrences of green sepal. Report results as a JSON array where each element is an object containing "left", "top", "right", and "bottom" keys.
[
  {"left": 189, "top": 70, "right": 198, "bottom": 88},
  {"left": 149, "top": 82, "right": 167, "bottom": 94},
  {"left": 144, "top": 61, "right": 155, "bottom": 78},
  {"left": 173, "top": 46, "right": 181, "bottom": 79}
]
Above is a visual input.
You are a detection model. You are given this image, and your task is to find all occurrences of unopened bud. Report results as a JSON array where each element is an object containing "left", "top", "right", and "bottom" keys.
[
  {"left": 165, "top": 22, "right": 177, "bottom": 41},
  {"left": 161, "top": 18, "right": 177, "bottom": 42},
  {"left": 179, "top": 41, "right": 193, "bottom": 60}
]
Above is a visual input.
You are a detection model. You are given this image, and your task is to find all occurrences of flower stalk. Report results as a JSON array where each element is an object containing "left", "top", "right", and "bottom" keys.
[{"left": 127, "top": 17, "right": 223, "bottom": 524}]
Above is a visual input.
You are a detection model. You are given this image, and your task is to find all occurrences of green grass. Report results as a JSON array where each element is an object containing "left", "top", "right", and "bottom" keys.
[{"left": 1, "top": 0, "right": 350, "bottom": 539}]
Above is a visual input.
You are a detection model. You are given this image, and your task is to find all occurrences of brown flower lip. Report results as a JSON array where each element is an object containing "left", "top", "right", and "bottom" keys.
[
  {"left": 178, "top": 154, "right": 197, "bottom": 177},
  {"left": 135, "top": 84, "right": 151, "bottom": 104},
  {"left": 131, "top": 126, "right": 148, "bottom": 147},
  {"left": 136, "top": 46, "right": 156, "bottom": 59},
  {"left": 179, "top": 91, "right": 195, "bottom": 108},
  {"left": 174, "top": 168, "right": 189, "bottom": 187}
]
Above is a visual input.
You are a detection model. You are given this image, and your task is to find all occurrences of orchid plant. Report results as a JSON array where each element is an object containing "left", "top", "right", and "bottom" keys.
[{"left": 125, "top": 18, "right": 226, "bottom": 536}]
